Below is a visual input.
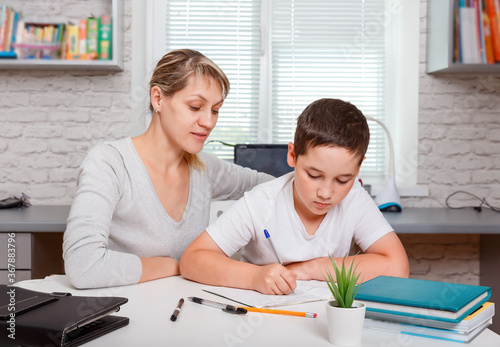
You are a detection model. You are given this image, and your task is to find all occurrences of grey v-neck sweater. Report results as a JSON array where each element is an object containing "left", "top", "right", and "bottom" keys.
[{"left": 63, "top": 138, "right": 272, "bottom": 288}]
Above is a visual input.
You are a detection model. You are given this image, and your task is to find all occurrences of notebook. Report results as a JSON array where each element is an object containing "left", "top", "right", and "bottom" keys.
[{"left": 203, "top": 280, "right": 332, "bottom": 308}]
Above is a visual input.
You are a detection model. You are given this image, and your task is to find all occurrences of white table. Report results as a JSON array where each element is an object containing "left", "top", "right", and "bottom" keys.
[{"left": 15, "top": 275, "right": 500, "bottom": 347}]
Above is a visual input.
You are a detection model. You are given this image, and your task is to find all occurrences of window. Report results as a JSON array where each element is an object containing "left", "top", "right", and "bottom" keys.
[
  {"left": 163, "top": 0, "right": 262, "bottom": 154},
  {"left": 146, "top": 0, "right": 420, "bottom": 191},
  {"left": 269, "top": 0, "right": 386, "bottom": 176}
]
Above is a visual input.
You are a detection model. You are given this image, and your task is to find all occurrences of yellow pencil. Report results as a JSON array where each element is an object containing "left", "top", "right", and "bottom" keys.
[{"left": 239, "top": 306, "right": 317, "bottom": 318}]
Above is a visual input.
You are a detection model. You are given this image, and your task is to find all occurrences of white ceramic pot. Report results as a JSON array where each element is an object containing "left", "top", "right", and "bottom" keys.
[{"left": 325, "top": 300, "right": 366, "bottom": 346}]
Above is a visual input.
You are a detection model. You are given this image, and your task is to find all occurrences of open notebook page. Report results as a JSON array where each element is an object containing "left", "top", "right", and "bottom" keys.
[{"left": 204, "top": 280, "right": 333, "bottom": 308}]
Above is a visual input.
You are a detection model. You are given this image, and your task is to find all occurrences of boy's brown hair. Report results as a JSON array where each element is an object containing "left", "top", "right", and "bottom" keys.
[{"left": 293, "top": 98, "right": 370, "bottom": 165}]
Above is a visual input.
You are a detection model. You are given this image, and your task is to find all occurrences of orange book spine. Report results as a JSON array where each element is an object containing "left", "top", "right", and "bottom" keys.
[
  {"left": 79, "top": 19, "right": 87, "bottom": 55},
  {"left": 482, "top": 7, "right": 496, "bottom": 63},
  {"left": 0, "top": 6, "right": 9, "bottom": 52},
  {"left": 486, "top": 0, "right": 500, "bottom": 61}
]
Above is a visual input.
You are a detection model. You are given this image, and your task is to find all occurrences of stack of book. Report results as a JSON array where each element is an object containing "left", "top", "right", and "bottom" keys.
[
  {"left": 356, "top": 276, "right": 494, "bottom": 343},
  {"left": 0, "top": 4, "right": 112, "bottom": 60},
  {"left": 65, "top": 15, "right": 112, "bottom": 61},
  {"left": 13, "top": 23, "right": 66, "bottom": 60},
  {"left": 454, "top": 0, "right": 500, "bottom": 64}
]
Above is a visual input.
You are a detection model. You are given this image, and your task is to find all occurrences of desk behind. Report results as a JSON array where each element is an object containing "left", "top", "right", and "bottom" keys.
[{"left": 15, "top": 275, "right": 500, "bottom": 347}]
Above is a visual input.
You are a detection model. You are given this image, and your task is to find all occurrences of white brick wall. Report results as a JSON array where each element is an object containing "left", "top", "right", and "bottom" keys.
[
  {"left": 0, "top": 0, "right": 132, "bottom": 204},
  {"left": 400, "top": 234, "right": 480, "bottom": 286},
  {"left": 399, "top": 0, "right": 500, "bottom": 285},
  {"left": 0, "top": 0, "right": 496, "bottom": 284}
]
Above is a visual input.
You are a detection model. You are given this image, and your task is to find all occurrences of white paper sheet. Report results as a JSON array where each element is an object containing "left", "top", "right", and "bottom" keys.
[{"left": 203, "top": 280, "right": 333, "bottom": 308}]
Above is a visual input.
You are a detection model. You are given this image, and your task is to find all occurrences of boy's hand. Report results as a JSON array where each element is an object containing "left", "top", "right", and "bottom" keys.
[
  {"left": 285, "top": 261, "right": 314, "bottom": 281},
  {"left": 251, "top": 263, "right": 297, "bottom": 295}
]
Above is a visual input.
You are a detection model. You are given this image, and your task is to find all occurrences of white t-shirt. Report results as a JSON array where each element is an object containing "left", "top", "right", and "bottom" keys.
[{"left": 207, "top": 172, "right": 393, "bottom": 265}]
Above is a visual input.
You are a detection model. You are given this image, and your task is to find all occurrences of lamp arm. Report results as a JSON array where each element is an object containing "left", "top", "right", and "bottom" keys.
[{"left": 364, "top": 116, "right": 395, "bottom": 177}]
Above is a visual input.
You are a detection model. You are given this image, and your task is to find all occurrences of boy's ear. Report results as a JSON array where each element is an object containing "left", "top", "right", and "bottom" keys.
[
  {"left": 355, "top": 156, "right": 366, "bottom": 177},
  {"left": 287, "top": 142, "right": 296, "bottom": 168}
]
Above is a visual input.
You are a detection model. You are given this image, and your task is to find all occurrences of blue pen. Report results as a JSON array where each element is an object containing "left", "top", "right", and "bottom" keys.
[{"left": 264, "top": 229, "right": 283, "bottom": 265}]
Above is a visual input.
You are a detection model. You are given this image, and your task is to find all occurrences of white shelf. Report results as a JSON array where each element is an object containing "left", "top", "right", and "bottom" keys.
[
  {"left": 0, "top": 58, "right": 122, "bottom": 71},
  {"left": 426, "top": 0, "right": 500, "bottom": 74},
  {"left": 0, "top": 0, "right": 123, "bottom": 71}
]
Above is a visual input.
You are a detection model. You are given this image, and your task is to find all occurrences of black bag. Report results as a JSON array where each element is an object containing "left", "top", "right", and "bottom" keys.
[
  {"left": 0, "top": 193, "right": 30, "bottom": 209},
  {"left": 0, "top": 285, "right": 129, "bottom": 347}
]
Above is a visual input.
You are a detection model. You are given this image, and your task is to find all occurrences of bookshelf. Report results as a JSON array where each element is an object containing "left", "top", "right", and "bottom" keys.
[
  {"left": 427, "top": 0, "right": 500, "bottom": 74},
  {"left": 0, "top": 0, "right": 123, "bottom": 71}
]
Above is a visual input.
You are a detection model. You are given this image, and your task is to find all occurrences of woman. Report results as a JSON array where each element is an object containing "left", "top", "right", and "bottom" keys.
[{"left": 63, "top": 49, "right": 272, "bottom": 288}]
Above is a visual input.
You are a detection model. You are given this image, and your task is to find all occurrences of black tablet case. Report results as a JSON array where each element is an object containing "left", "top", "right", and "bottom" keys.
[{"left": 0, "top": 285, "right": 129, "bottom": 347}]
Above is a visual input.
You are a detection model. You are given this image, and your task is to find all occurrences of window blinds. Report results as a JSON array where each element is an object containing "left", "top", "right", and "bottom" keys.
[
  {"left": 163, "top": 0, "right": 387, "bottom": 175},
  {"left": 165, "top": 0, "right": 262, "bottom": 160},
  {"left": 270, "top": 0, "right": 386, "bottom": 175}
]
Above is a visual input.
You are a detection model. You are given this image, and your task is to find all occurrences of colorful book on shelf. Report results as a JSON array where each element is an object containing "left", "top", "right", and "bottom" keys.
[
  {"left": 12, "top": 20, "right": 24, "bottom": 57},
  {"left": 66, "top": 24, "right": 79, "bottom": 59},
  {"left": 0, "top": 4, "right": 9, "bottom": 52},
  {"left": 78, "top": 18, "right": 87, "bottom": 55},
  {"left": 476, "top": 0, "right": 487, "bottom": 63},
  {"left": 56, "top": 23, "right": 66, "bottom": 59},
  {"left": 364, "top": 316, "right": 492, "bottom": 344},
  {"left": 486, "top": 0, "right": 500, "bottom": 61},
  {"left": 482, "top": 0, "right": 496, "bottom": 63},
  {"left": 55, "top": 23, "right": 65, "bottom": 59},
  {"left": 98, "top": 15, "right": 112, "bottom": 60},
  {"left": 41, "top": 24, "right": 55, "bottom": 59},
  {"left": 3, "top": 6, "right": 14, "bottom": 52},
  {"left": 365, "top": 302, "right": 495, "bottom": 334},
  {"left": 355, "top": 276, "right": 491, "bottom": 323},
  {"left": 8, "top": 10, "right": 19, "bottom": 54},
  {"left": 86, "top": 17, "right": 99, "bottom": 59},
  {"left": 459, "top": 1, "right": 482, "bottom": 63}
]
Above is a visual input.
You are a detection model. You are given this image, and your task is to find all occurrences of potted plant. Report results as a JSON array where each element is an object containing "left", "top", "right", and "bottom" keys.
[{"left": 323, "top": 254, "right": 365, "bottom": 347}]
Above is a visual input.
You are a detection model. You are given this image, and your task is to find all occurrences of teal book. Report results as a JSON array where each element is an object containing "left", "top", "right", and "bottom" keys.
[{"left": 356, "top": 276, "right": 491, "bottom": 323}]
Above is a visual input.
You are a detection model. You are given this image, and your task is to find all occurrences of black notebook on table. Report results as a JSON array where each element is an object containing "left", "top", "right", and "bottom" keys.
[{"left": 0, "top": 285, "right": 129, "bottom": 347}]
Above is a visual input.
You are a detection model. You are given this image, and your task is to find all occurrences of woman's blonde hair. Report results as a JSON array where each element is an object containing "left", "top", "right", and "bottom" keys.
[{"left": 149, "top": 49, "right": 230, "bottom": 171}]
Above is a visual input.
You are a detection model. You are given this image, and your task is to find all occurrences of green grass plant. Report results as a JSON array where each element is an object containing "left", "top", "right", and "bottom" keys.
[{"left": 323, "top": 254, "right": 362, "bottom": 308}]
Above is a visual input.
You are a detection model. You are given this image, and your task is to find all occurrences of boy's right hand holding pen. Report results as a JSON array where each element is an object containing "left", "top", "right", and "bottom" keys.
[
  {"left": 251, "top": 263, "right": 297, "bottom": 295},
  {"left": 249, "top": 229, "right": 297, "bottom": 295}
]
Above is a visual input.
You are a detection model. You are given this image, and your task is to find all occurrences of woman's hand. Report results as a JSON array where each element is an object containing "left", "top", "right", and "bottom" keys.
[{"left": 139, "top": 256, "right": 180, "bottom": 283}]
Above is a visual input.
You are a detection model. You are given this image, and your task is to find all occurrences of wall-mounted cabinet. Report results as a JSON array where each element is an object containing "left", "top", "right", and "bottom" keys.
[
  {"left": 0, "top": 0, "right": 123, "bottom": 71},
  {"left": 427, "top": 0, "right": 500, "bottom": 74}
]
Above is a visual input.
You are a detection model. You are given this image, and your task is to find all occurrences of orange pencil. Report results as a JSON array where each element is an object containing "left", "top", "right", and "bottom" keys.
[{"left": 239, "top": 306, "right": 317, "bottom": 318}]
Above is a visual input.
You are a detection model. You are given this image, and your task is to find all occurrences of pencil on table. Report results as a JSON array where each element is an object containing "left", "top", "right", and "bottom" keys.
[{"left": 239, "top": 306, "right": 317, "bottom": 318}]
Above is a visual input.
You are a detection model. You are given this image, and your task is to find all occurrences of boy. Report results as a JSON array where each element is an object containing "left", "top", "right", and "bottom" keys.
[{"left": 180, "top": 98, "right": 409, "bottom": 295}]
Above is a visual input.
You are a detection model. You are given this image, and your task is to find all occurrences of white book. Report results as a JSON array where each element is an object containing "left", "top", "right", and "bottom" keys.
[
  {"left": 459, "top": 6, "right": 481, "bottom": 64},
  {"left": 13, "top": 20, "right": 24, "bottom": 58}
]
